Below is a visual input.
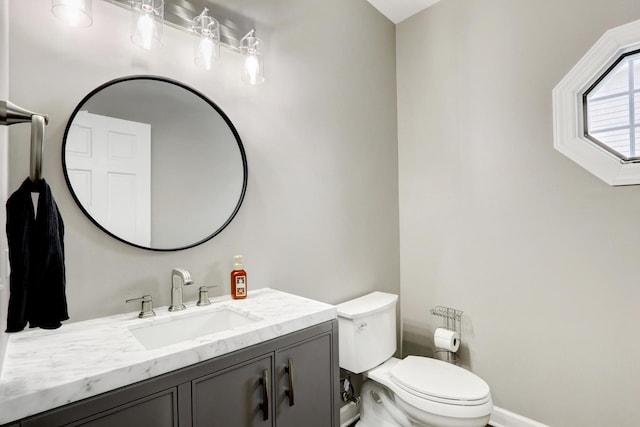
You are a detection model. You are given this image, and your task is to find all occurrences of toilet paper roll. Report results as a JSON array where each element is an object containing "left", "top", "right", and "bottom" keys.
[{"left": 434, "top": 327, "right": 460, "bottom": 352}]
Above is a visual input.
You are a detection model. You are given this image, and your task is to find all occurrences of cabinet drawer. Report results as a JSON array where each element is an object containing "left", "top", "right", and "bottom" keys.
[{"left": 23, "top": 388, "right": 178, "bottom": 427}]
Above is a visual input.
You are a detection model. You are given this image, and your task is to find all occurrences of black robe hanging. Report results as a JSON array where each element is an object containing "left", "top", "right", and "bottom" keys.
[{"left": 5, "top": 178, "right": 68, "bottom": 332}]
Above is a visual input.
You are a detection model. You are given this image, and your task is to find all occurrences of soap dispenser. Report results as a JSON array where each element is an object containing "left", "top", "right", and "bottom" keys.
[{"left": 231, "top": 255, "right": 247, "bottom": 299}]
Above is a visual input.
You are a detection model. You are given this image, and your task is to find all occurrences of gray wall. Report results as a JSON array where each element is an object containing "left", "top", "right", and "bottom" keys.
[
  {"left": 4, "top": 0, "right": 399, "bottom": 322},
  {"left": 397, "top": 0, "right": 640, "bottom": 425}
]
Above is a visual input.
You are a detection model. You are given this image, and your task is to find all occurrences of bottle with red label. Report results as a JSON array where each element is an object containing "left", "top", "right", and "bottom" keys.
[{"left": 231, "top": 255, "right": 247, "bottom": 299}]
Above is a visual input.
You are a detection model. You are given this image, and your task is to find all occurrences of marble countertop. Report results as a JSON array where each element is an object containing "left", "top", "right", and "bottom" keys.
[{"left": 0, "top": 288, "right": 336, "bottom": 424}]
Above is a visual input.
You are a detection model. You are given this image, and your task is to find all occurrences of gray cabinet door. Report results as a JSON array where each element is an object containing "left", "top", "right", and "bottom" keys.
[
  {"left": 192, "top": 355, "right": 274, "bottom": 427},
  {"left": 275, "top": 333, "right": 333, "bottom": 427}
]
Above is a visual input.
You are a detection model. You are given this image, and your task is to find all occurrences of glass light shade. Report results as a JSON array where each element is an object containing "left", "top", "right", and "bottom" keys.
[
  {"left": 193, "top": 11, "right": 221, "bottom": 70},
  {"left": 240, "top": 31, "right": 265, "bottom": 85},
  {"left": 131, "top": 0, "right": 164, "bottom": 50},
  {"left": 51, "top": 0, "right": 93, "bottom": 28}
]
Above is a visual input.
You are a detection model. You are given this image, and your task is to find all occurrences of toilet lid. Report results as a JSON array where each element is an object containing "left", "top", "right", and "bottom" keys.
[{"left": 390, "top": 356, "right": 490, "bottom": 403}]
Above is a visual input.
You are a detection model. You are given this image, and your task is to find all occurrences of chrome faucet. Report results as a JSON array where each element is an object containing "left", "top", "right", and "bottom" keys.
[{"left": 169, "top": 268, "right": 193, "bottom": 312}]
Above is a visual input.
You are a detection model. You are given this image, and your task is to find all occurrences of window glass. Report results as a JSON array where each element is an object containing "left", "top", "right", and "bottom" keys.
[{"left": 585, "top": 50, "right": 640, "bottom": 160}]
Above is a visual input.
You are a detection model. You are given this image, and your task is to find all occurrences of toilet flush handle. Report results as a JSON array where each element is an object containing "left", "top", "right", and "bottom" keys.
[{"left": 358, "top": 322, "right": 368, "bottom": 330}]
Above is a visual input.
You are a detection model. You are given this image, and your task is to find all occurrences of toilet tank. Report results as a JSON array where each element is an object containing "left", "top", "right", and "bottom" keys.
[{"left": 336, "top": 292, "right": 398, "bottom": 374}]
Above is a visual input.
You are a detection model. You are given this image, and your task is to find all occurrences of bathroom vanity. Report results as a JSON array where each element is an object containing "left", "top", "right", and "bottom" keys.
[{"left": 0, "top": 289, "right": 339, "bottom": 427}]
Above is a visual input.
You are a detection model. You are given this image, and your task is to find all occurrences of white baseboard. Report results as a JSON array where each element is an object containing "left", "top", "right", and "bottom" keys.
[{"left": 490, "top": 406, "right": 549, "bottom": 427}]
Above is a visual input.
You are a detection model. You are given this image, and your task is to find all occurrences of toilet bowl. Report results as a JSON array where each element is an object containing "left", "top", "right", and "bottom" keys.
[{"left": 337, "top": 292, "right": 492, "bottom": 427}]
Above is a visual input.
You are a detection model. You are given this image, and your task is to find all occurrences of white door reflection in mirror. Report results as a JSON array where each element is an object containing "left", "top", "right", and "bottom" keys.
[{"left": 66, "top": 111, "right": 151, "bottom": 246}]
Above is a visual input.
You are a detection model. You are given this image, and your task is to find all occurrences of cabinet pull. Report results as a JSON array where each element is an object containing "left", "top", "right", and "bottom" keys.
[
  {"left": 285, "top": 358, "right": 295, "bottom": 406},
  {"left": 260, "top": 369, "right": 270, "bottom": 421}
]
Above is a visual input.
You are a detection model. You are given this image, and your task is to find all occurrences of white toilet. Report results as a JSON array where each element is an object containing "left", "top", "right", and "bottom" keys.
[{"left": 337, "top": 292, "right": 493, "bottom": 427}]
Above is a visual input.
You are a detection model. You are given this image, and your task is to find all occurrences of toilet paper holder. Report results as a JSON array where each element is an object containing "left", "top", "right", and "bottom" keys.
[
  {"left": 430, "top": 306, "right": 462, "bottom": 331},
  {"left": 430, "top": 306, "right": 463, "bottom": 365}
]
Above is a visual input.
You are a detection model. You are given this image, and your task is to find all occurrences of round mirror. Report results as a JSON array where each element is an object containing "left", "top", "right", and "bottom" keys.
[{"left": 62, "top": 75, "right": 247, "bottom": 251}]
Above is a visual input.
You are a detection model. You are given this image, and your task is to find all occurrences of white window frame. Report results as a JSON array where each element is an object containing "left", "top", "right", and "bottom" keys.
[{"left": 553, "top": 19, "right": 640, "bottom": 186}]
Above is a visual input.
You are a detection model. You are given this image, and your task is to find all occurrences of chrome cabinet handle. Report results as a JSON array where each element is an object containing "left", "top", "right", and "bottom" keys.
[
  {"left": 260, "top": 369, "right": 270, "bottom": 421},
  {"left": 285, "top": 358, "right": 295, "bottom": 406}
]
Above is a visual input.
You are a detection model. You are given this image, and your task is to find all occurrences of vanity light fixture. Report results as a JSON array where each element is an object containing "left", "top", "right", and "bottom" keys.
[
  {"left": 130, "top": 0, "right": 164, "bottom": 50},
  {"left": 193, "top": 8, "right": 221, "bottom": 71},
  {"left": 50, "top": 0, "right": 267, "bottom": 85},
  {"left": 51, "top": 0, "right": 93, "bottom": 27},
  {"left": 240, "top": 29, "right": 265, "bottom": 85}
]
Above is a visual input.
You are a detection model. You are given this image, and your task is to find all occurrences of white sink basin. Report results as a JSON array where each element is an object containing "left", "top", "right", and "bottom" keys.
[{"left": 129, "top": 307, "right": 261, "bottom": 350}]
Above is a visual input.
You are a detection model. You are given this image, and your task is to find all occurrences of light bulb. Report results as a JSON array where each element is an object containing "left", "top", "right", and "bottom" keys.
[
  {"left": 60, "top": 3, "right": 83, "bottom": 26},
  {"left": 136, "top": 12, "right": 155, "bottom": 50},
  {"left": 243, "top": 53, "right": 261, "bottom": 85},
  {"left": 192, "top": 8, "right": 220, "bottom": 71},
  {"left": 199, "top": 38, "right": 214, "bottom": 70},
  {"left": 51, "top": 0, "right": 93, "bottom": 27},
  {"left": 195, "top": 37, "right": 220, "bottom": 70},
  {"left": 130, "top": 0, "right": 163, "bottom": 50},
  {"left": 239, "top": 30, "right": 265, "bottom": 85}
]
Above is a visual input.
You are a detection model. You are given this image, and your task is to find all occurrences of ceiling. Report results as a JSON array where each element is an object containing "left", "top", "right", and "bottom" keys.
[{"left": 365, "top": 0, "right": 441, "bottom": 24}]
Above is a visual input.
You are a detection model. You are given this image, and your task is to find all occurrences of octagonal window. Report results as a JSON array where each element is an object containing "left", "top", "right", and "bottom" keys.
[
  {"left": 584, "top": 49, "right": 640, "bottom": 161},
  {"left": 554, "top": 19, "right": 640, "bottom": 185}
]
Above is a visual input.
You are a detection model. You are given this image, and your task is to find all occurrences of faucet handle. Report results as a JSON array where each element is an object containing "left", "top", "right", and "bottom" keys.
[
  {"left": 197, "top": 285, "right": 219, "bottom": 306},
  {"left": 126, "top": 295, "right": 156, "bottom": 318}
]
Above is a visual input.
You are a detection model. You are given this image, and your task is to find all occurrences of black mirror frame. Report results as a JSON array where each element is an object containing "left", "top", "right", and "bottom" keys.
[{"left": 61, "top": 75, "right": 248, "bottom": 252}]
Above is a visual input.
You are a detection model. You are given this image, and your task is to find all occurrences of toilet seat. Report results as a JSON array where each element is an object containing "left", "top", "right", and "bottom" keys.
[
  {"left": 390, "top": 356, "right": 491, "bottom": 406},
  {"left": 366, "top": 357, "right": 493, "bottom": 422}
]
